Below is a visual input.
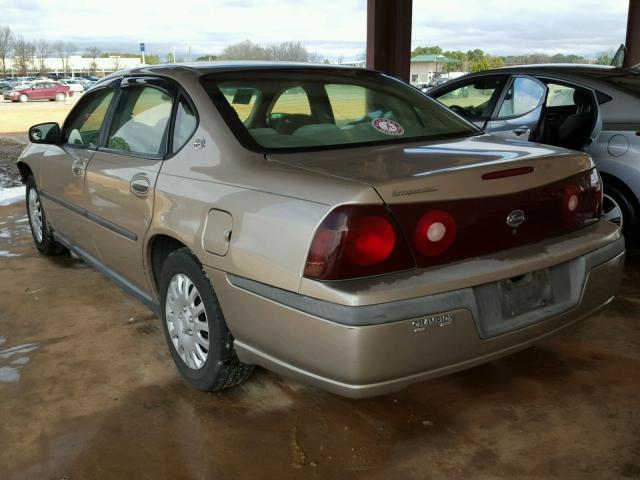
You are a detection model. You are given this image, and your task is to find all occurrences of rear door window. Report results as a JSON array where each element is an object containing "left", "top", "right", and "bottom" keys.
[
  {"left": 172, "top": 96, "right": 198, "bottom": 153},
  {"left": 106, "top": 86, "right": 173, "bottom": 156},
  {"left": 62, "top": 88, "right": 115, "bottom": 148}
]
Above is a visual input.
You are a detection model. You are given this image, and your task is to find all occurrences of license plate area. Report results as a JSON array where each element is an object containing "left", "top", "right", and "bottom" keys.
[
  {"left": 473, "top": 258, "right": 586, "bottom": 338},
  {"left": 499, "top": 269, "right": 551, "bottom": 319}
]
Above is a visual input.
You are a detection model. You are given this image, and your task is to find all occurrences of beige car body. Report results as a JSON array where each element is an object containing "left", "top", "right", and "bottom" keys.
[{"left": 17, "top": 63, "right": 625, "bottom": 397}]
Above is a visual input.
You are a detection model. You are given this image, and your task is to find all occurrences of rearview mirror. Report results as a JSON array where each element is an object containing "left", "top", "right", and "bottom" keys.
[{"left": 29, "top": 122, "right": 61, "bottom": 144}]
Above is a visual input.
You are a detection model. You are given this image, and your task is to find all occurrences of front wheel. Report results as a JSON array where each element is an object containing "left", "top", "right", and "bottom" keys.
[
  {"left": 55, "top": 92, "right": 66, "bottom": 101},
  {"left": 25, "top": 176, "right": 65, "bottom": 255},
  {"left": 159, "top": 248, "right": 253, "bottom": 391},
  {"left": 19, "top": 94, "right": 28, "bottom": 103}
]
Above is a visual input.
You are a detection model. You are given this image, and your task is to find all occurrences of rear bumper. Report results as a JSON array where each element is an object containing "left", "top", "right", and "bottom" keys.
[{"left": 206, "top": 223, "right": 625, "bottom": 398}]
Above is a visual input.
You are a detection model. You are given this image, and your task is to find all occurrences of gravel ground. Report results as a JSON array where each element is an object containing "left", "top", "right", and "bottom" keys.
[{"left": 0, "top": 137, "right": 24, "bottom": 188}]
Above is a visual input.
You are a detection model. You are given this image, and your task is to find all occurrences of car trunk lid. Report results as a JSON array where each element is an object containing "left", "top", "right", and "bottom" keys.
[{"left": 269, "top": 134, "right": 602, "bottom": 270}]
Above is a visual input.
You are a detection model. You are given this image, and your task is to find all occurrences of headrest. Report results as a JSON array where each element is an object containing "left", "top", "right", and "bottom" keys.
[{"left": 573, "top": 90, "right": 592, "bottom": 107}]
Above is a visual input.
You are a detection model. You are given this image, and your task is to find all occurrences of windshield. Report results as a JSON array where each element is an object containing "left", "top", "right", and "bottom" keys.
[{"left": 201, "top": 69, "right": 480, "bottom": 152}]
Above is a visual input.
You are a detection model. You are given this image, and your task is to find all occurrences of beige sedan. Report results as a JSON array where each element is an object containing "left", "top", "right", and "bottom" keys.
[{"left": 16, "top": 62, "right": 624, "bottom": 397}]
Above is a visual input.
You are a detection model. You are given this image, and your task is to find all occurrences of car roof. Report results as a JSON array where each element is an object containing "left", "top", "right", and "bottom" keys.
[
  {"left": 470, "top": 63, "right": 637, "bottom": 79},
  {"left": 120, "top": 60, "right": 373, "bottom": 77}
]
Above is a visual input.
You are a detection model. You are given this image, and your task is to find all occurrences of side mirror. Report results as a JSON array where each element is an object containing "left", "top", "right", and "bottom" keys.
[{"left": 29, "top": 122, "right": 61, "bottom": 144}]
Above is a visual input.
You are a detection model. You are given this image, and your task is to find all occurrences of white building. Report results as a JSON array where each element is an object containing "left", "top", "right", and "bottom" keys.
[
  {"left": 410, "top": 54, "right": 460, "bottom": 84},
  {"left": 3, "top": 55, "right": 142, "bottom": 77}
]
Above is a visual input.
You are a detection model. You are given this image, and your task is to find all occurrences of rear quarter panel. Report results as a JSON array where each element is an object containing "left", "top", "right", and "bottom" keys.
[{"left": 146, "top": 72, "right": 380, "bottom": 294}]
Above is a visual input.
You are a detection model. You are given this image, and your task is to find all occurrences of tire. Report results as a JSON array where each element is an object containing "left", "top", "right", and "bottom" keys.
[
  {"left": 603, "top": 184, "right": 637, "bottom": 244},
  {"left": 25, "top": 176, "right": 65, "bottom": 255},
  {"left": 19, "top": 94, "right": 28, "bottom": 103},
  {"left": 159, "top": 248, "right": 253, "bottom": 391},
  {"left": 55, "top": 92, "right": 65, "bottom": 101}
]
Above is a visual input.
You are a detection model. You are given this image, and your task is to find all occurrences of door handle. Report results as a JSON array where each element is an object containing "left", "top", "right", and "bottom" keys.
[
  {"left": 513, "top": 127, "right": 529, "bottom": 136},
  {"left": 130, "top": 175, "right": 150, "bottom": 196},
  {"left": 71, "top": 159, "right": 87, "bottom": 176}
]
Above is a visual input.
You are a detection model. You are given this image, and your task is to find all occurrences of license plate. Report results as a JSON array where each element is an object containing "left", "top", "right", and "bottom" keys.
[{"left": 499, "top": 269, "right": 551, "bottom": 319}]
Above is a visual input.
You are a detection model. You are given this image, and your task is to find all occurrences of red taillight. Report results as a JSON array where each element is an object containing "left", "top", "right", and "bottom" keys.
[
  {"left": 344, "top": 215, "right": 396, "bottom": 265},
  {"left": 414, "top": 210, "right": 457, "bottom": 256},
  {"left": 304, "top": 205, "right": 414, "bottom": 280},
  {"left": 562, "top": 169, "right": 602, "bottom": 225}
]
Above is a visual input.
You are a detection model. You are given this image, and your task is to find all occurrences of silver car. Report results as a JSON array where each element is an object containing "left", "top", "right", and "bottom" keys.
[{"left": 429, "top": 64, "right": 640, "bottom": 242}]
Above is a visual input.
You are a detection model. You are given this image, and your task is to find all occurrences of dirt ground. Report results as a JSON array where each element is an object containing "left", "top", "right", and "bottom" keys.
[
  {"left": 0, "top": 143, "right": 639, "bottom": 479},
  {"left": 0, "top": 95, "right": 80, "bottom": 135}
]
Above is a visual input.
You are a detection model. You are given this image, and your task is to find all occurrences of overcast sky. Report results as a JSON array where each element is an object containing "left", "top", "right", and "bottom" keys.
[{"left": 2, "top": 0, "right": 630, "bottom": 60}]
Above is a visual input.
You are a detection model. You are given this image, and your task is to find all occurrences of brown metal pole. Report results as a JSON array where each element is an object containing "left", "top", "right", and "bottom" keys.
[
  {"left": 366, "top": 0, "right": 413, "bottom": 81},
  {"left": 626, "top": 0, "right": 640, "bottom": 67}
]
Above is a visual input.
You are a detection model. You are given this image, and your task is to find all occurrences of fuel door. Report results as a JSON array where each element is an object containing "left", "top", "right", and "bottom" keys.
[{"left": 203, "top": 209, "right": 233, "bottom": 256}]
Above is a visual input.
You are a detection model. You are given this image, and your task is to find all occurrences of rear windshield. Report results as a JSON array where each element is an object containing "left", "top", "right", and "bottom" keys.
[{"left": 201, "top": 69, "right": 480, "bottom": 152}]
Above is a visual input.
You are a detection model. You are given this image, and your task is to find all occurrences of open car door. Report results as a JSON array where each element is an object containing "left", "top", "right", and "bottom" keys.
[{"left": 484, "top": 75, "right": 548, "bottom": 142}]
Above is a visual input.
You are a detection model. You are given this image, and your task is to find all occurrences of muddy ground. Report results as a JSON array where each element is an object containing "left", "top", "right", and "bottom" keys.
[
  {"left": 0, "top": 143, "right": 639, "bottom": 479},
  {"left": 0, "top": 137, "right": 24, "bottom": 188}
]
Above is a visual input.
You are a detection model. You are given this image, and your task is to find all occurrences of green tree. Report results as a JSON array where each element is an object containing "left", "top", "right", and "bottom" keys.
[
  {"left": 195, "top": 54, "right": 218, "bottom": 61},
  {"left": 411, "top": 45, "right": 443, "bottom": 56},
  {"left": 145, "top": 54, "right": 160, "bottom": 65}
]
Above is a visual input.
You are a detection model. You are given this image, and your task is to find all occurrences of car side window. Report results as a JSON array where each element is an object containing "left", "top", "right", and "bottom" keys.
[
  {"left": 547, "top": 83, "right": 577, "bottom": 107},
  {"left": 325, "top": 84, "right": 367, "bottom": 127},
  {"left": 172, "top": 96, "right": 197, "bottom": 153},
  {"left": 107, "top": 86, "right": 173, "bottom": 156},
  {"left": 497, "top": 77, "right": 545, "bottom": 118},
  {"left": 271, "top": 87, "right": 311, "bottom": 116},
  {"left": 62, "top": 88, "right": 115, "bottom": 148},
  {"left": 435, "top": 77, "right": 504, "bottom": 120}
]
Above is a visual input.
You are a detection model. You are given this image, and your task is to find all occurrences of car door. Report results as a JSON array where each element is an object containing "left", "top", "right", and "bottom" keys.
[
  {"left": 85, "top": 77, "right": 175, "bottom": 292},
  {"left": 484, "top": 75, "right": 548, "bottom": 141},
  {"left": 39, "top": 84, "right": 117, "bottom": 256},
  {"left": 430, "top": 75, "right": 508, "bottom": 128},
  {"left": 28, "top": 83, "right": 42, "bottom": 100}
]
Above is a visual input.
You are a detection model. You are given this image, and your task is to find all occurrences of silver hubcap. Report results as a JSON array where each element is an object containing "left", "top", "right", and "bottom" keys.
[
  {"left": 602, "top": 193, "right": 624, "bottom": 229},
  {"left": 28, "top": 188, "right": 43, "bottom": 243},
  {"left": 165, "top": 273, "right": 209, "bottom": 370}
]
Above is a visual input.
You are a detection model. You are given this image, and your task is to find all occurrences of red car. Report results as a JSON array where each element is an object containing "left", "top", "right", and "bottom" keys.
[{"left": 4, "top": 81, "right": 72, "bottom": 102}]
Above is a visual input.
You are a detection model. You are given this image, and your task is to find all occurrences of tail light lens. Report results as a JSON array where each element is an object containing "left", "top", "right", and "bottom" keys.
[
  {"left": 304, "top": 205, "right": 415, "bottom": 280},
  {"left": 562, "top": 168, "right": 602, "bottom": 226},
  {"left": 414, "top": 210, "right": 457, "bottom": 256}
]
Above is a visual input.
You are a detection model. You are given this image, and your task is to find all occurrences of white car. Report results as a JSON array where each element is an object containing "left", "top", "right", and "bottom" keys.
[{"left": 59, "top": 79, "right": 85, "bottom": 93}]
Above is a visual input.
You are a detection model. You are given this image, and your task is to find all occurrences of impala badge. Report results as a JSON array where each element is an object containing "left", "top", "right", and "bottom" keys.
[
  {"left": 412, "top": 313, "right": 454, "bottom": 332},
  {"left": 506, "top": 209, "right": 526, "bottom": 229}
]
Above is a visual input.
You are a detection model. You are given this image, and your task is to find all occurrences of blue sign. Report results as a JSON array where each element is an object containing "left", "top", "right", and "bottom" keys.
[{"left": 139, "top": 43, "right": 145, "bottom": 53}]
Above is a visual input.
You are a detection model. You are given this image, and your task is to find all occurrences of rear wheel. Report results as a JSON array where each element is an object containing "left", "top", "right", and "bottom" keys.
[
  {"left": 603, "top": 184, "right": 637, "bottom": 243},
  {"left": 55, "top": 92, "right": 66, "bottom": 101},
  {"left": 25, "top": 176, "right": 65, "bottom": 255},
  {"left": 159, "top": 248, "right": 253, "bottom": 391},
  {"left": 18, "top": 94, "right": 28, "bottom": 103}
]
